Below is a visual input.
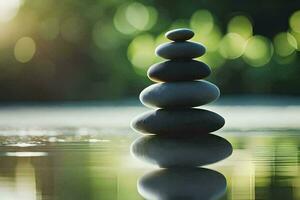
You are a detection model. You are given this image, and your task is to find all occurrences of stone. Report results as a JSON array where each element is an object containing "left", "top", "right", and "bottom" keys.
[
  {"left": 131, "top": 134, "right": 232, "bottom": 167},
  {"left": 155, "top": 41, "right": 206, "bottom": 59},
  {"left": 131, "top": 108, "right": 225, "bottom": 135},
  {"left": 165, "top": 28, "right": 194, "bottom": 41},
  {"left": 140, "top": 80, "right": 220, "bottom": 108},
  {"left": 148, "top": 60, "right": 211, "bottom": 82},
  {"left": 138, "top": 168, "right": 226, "bottom": 200}
]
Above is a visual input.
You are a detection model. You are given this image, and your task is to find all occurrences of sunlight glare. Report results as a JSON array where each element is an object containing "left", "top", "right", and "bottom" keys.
[{"left": 0, "top": 0, "right": 22, "bottom": 22}]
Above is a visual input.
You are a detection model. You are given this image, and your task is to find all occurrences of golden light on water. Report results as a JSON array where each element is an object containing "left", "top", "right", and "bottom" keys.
[
  {"left": 243, "top": 36, "right": 273, "bottom": 67},
  {"left": 228, "top": 15, "right": 253, "bottom": 39},
  {"left": 0, "top": 0, "right": 22, "bottom": 23},
  {"left": 5, "top": 152, "right": 48, "bottom": 157},
  {"left": 14, "top": 37, "right": 36, "bottom": 63},
  {"left": 273, "top": 32, "right": 297, "bottom": 57}
]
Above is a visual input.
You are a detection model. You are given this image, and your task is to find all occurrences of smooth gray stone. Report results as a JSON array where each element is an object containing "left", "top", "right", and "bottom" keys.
[
  {"left": 155, "top": 41, "right": 206, "bottom": 59},
  {"left": 165, "top": 28, "right": 194, "bottom": 41},
  {"left": 131, "top": 134, "right": 233, "bottom": 167},
  {"left": 131, "top": 108, "right": 225, "bottom": 135},
  {"left": 148, "top": 60, "right": 211, "bottom": 82},
  {"left": 140, "top": 81, "right": 220, "bottom": 108},
  {"left": 138, "top": 168, "right": 226, "bottom": 200}
]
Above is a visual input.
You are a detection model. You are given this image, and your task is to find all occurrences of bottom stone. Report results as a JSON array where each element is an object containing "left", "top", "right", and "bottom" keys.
[
  {"left": 131, "top": 108, "right": 225, "bottom": 135},
  {"left": 138, "top": 168, "right": 226, "bottom": 200},
  {"left": 131, "top": 134, "right": 232, "bottom": 167}
]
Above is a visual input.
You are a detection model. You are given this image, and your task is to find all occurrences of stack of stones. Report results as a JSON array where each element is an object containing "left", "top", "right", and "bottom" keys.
[
  {"left": 131, "top": 28, "right": 225, "bottom": 136},
  {"left": 131, "top": 28, "right": 232, "bottom": 199}
]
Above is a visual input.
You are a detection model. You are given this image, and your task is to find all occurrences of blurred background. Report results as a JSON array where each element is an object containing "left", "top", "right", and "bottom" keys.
[
  {"left": 1, "top": 1, "right": 300, "bottom": 200},
  {"left": 0, "top": 0, "right": 300, "bottom": 101}
]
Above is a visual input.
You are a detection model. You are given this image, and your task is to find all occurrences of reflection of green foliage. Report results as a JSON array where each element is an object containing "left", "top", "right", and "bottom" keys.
[
  {"left": 0, "top": 131, "right": 300, "bottom": 199},
  {"left": 0, "top": 0, "right": 300, "bottom": 100}
]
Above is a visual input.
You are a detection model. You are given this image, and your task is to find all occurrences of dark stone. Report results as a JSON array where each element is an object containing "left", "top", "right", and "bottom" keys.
[
  {"left": 131, "top": 108, "right": 225, "bottom": 135},
  {"left": 131, "top": 134, "right": 233, "bottom": 167},
  {"left": 140, "top": 81, "right": 220, "bottom": 108},
  {"left": 165, "top": 28, "right": 194, "bottom": 41},
  {"left": 155, "top": 41, "right": 206, "bottom": 59},
  {"left": 148, "top": 60, "right": 211, "bottom": 82},
  {"left": 138, "top": 168, "right": 226, "bottom": 200}
]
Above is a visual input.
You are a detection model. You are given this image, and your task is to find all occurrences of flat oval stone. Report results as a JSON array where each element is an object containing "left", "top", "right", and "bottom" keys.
[
  {"left": 165, "top": 28, "right": 194, "bottom": 41},
  {"left": 138, "top": 168, "right": 226, "bottom": 200},
  {"left": 148, "top": 60, "right": 211, "bottom": 82},
  {"left": 131, "top": 108, "right": 225, "bottom": 135},
  {"left": 131, "top": 134, "right": 232, "bottom": 167},
  {"left": 155, "top": 41, "right": 206, "bottom": 59},
  {"left": 140, "top": 81, "right": 220, "bottom": 108}
]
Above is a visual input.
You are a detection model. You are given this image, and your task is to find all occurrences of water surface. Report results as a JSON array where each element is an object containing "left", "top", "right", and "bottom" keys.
[
  {"left": 0, "top": 129, "right": 299, "bottom": 200},
  {"left": 0, "top": 102, "right": 299, "bottom": 200}
]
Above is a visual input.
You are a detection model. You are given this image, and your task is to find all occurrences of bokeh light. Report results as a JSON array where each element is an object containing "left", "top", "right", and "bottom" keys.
[
  {"left": 198, "top": 51, "right": 225, "bottom": 68},
  {"left": 243, "top": 36, "right": 273, "bottom": 67},
  {"left": 290, "top": 31, "right": 300, "bottom": 51},
  {"left": 155, "top": 33, "right": 169, "bottom": 47},
  {"left": 0, "top": 0, "right": 22, "bottom": 23},
  {"left": 126, "top": 3, "right": 148, "bottom": 30},
  {"left": 289, "top": 10, "right": 300, "bottom": 33},
  {"left": 14, "top": 37, "right": 36, "bottom": 63},
  {"left": 127, "top": 34, "right": 155, "bottom": 72},
  {"left": 39, "top": 17, "right": 60, "bottom": 40},
  {"left": 190, "top": 10, "right": 222, "bottom": 53},
  {"left": 0, "top": 0, "right": 298, "bottom": 99},
  {"left": 61, "top": 16, "right": 86, "bottom": 43},
  {"left": 169, "top": 19, "right": 190, "bottom": 30},
  {"left": 274, "top": 52, "right": 297, "bottom": 65},
  {"left": 273, "top": 32, "right": 297, "bottom": 57},
  {"left": 114, "top": 3, "right": 157, "bottom": 35},
  {"left": 93, "top": 21, "right": 120, "bottom": 50},
  {"left": 144, "top": 6, "right": 158, "bottom": 30},
  {"left": 114, "top": 4, "right": 136, "bottom": 35},
  {"left": 190, "top": 10, "right": 214, "bottom": 36},
  {"left": 219, "top": 33, "right": 247, "bottom": 59},
  {"left": 228, "top": 15, "right": 253, "bottom": 39},
  {"left": 193, "top": 26, "right": 222, "bottom": 52}
]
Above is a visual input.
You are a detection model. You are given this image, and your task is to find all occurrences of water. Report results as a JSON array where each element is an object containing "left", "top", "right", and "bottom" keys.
[
  {"left": 0, "top": 102, "right": 299, "bottom": 200},
  {"left": 0, "top": 130, "right": 299, "bottom": 200}
]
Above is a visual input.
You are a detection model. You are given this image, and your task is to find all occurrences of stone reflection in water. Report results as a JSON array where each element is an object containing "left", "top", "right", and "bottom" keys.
[
  {"left": 130, "top": 28, "right": 232, "bottom": 200},
  {"left": 131, "top": 134, "right": 232, "bottom": 168},
  {"left": 131, "top": 134, "right": 232, "bottom": 200},
  {"left": 138, "top": 168, "right": 226, "bottom": 200}
]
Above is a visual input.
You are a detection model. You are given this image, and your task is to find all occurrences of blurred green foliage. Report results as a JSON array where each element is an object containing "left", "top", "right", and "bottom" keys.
[{"left": 0, "top": 0, "right": 300, "bottom": 101}]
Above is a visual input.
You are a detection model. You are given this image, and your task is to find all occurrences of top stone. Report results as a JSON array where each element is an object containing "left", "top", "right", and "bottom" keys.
[{"left": 165, "top": 28, "right": 194, "bottom": 41}]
